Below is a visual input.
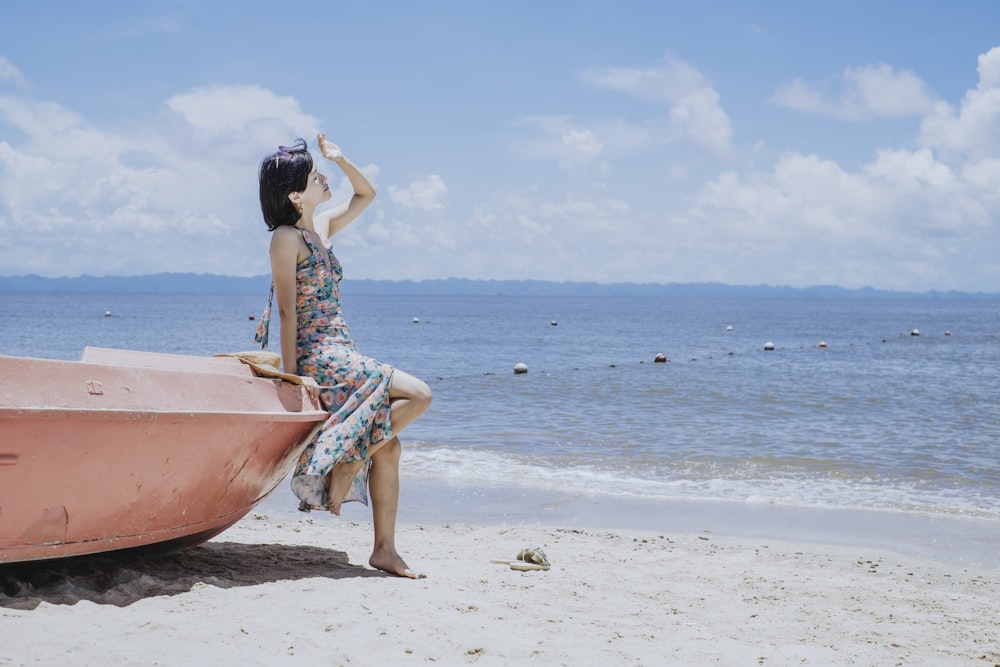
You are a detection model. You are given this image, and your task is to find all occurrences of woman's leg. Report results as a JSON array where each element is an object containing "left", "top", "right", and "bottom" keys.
[
  {"left": 387, "top": 369, "right": 432, "bottom": 435},
  {"left": 325, "top": 460, "right": 364, "bottom": 516},
  {"left": 327, "top": 369, "right": 431, "bottom": 515},
  {"left": 366, "top": 371, "right": 430, "bottom": 576},
  {"left": 367, "top": 436, "right": 421, "bottom": 578},
  {"left": 365, "top": 369, "right": 432, "bottom": 459}
]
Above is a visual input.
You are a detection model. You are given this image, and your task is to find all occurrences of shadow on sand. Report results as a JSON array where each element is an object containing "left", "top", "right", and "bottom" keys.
[{"left": 0, "top": 541, "right": 383, "bottom": 610}]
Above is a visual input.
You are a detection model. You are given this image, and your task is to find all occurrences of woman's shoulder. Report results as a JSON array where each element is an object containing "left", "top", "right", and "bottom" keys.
[
  {"left": 272, "top": 223, "right": 301, "bottom": 237},
  {"left": 269, "top": 224, "right": 306, "bottom": 259},
  {"left": 270, "top": 224, "right": 302, "bottom": 244}
]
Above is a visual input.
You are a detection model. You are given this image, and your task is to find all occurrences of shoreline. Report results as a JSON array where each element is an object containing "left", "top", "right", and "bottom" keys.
[{"left": 261, "top": 477, "right": 1000, "bottom": 571}]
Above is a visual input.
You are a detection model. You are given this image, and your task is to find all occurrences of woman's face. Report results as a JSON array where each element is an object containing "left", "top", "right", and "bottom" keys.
[{"left": 297, "top": 168, "right": 331, "bottom": 208}]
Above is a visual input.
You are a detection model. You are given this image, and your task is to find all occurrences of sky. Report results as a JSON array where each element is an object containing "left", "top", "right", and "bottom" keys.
[{"left": 1, "top": 1, "right": 1000, "bottom": 292}]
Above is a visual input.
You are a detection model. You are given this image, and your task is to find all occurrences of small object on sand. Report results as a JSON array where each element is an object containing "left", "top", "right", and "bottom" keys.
[
  {"left": 516, "top": 547, "right": 549, "bottom": 566},
  {"left": 509, "top": 562, "right": 549, "bottom": 571},
  {"left": 491, "top": 546, "right": 551, "bottom": 571},
  {"left": 514, "top": 362, "right": 528, "bottom": 374}
]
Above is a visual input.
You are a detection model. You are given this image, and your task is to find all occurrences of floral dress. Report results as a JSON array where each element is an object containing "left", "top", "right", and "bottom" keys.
[{"left": 256, "top": 225, "right": 394, "bottom": 510}]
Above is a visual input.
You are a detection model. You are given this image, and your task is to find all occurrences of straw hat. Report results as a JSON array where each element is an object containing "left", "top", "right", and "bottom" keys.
[{"left": 213, "top": 351, "right": 305, "bottom": 384}]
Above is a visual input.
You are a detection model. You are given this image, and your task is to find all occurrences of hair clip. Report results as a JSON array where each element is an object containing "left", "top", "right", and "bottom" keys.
[{"left": 271, "top": 144, "right": 298, "bottom": 172}]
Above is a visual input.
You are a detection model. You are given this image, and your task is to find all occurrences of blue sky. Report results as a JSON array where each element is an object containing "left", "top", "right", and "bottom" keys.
[{"left": 2, "top": 1, "right": 999, "bottom": 291}]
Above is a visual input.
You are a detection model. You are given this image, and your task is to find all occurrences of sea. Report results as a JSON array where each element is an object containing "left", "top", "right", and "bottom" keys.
[{"left": 2, "top": 291, "right": 999, "bottom": 567}]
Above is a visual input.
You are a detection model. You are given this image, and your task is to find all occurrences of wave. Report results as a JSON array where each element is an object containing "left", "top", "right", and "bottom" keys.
[{"left": 400, "top": 442, "right": 1000, "bottom": 520}]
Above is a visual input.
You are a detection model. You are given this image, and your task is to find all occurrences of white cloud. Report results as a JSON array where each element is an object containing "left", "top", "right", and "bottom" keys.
[
  {"left": 770, "top": 64, "right": 937, "bottom": 120},
  {"left": 0, "top": 86, "right": 329, "bottom": 277},
  {"left": 671, "top": 146, "right": 998, "bottom": 290},
  {"left": 387, "top": 174, "right": 448, "bottom": 210},
  {"left": 919, "top": 46, "right": 1000, "bottom": 160},
  {"left": 980, "top": 45, "right": 1000, "bottom": 88},
  {"left": 508, "top": 115, "right": 679, "bottom": 177},
  {"left": 584, "top": 58, "right": 732, "bottom": 154},
  {"left": 507, "top": 115, "right": 607, "bottom": 171},
  {"left": 507, "top": 57, "right": 731, "bottom": 172},
  {"left": 559, "top": 129, "right": 603, "bottom": 169},
  {"left": 332, "top": 184, "right": 638, "bottom": 282},
  {"left": 120, "top": 16, "right": 184, "bottom": 37},
  {"left": 0, "top": 57, "right": 26, "bottom": 87},
  {"left": 167, "top": 85, "right": 319, "bottom": 140},
  {"left": 960, "top": 158, "right": 1000, "bottom": 206},
  {"left": 455, "top": 188, "right": 636, "bottom": 279}
]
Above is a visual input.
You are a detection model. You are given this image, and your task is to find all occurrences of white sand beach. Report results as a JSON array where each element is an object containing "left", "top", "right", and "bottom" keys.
[{"left": 2, "top": 509, "right": 998, "bottom": 666}]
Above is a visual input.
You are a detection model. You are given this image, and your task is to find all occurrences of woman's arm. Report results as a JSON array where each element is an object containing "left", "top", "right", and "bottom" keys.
[
  {"left": 269, "top": 226, "right": 301, "bottom": 375},
  {"left": 315, "top": 133, "right": 376, "bottom": 239}
]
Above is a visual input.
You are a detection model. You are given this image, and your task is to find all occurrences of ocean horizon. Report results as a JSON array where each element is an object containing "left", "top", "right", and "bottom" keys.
[{"left": 2, "top": 273, "right": 999, "bottom": 299}]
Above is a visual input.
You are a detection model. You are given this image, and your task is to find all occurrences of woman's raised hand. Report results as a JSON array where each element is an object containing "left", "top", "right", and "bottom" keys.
[{"left": 318, "top": 133, "right": 344, "bottom": 162}]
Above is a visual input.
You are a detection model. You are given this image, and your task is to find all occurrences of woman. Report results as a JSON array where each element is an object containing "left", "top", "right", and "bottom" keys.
[{"left": 257, "top": 133, "right": 431, "bottom": 578}]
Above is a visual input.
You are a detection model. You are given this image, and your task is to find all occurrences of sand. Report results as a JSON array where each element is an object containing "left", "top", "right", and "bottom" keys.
[{"left": 1, "top": 509, "right": 998, "bottom": 666}]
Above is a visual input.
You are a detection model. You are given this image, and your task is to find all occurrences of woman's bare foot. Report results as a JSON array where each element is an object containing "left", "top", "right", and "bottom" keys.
[
  {"left": 369, "top": 547, "right": 424, "bottom": 579},
  {"left": 326, "top": 460, "right": 364, "bottom": 515}
]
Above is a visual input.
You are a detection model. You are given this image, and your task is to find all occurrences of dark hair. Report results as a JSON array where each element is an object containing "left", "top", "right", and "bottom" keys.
[{"left": 258, "top": 138, "right": 313, "bottom": 230}]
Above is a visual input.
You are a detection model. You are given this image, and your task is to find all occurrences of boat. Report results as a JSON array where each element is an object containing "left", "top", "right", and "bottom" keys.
[{"left": 0, "top": 347, "right": 327, "bottom": 564}]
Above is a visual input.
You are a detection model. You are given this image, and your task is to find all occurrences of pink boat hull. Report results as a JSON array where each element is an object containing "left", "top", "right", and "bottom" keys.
[{"left": 0, "top": 348, "right": 327, "bottom": 564}]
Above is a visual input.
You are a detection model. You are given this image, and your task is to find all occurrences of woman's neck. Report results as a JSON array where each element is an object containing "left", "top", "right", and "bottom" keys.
[{"left": 297, "top": 204, "right": 318, "bottom": 232}]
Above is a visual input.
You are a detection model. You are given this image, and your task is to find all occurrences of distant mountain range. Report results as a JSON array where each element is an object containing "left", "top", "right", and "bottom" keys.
[{"left": 0, "top": 273, "right": 996, "bottom": 299}]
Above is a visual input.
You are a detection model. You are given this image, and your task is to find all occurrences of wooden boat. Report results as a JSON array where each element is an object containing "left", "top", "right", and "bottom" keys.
[{"left": 0, "top": 347, "right": 327, "bottom": 564}]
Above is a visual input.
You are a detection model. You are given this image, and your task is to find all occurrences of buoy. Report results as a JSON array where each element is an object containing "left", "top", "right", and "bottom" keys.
[
  {"left": 550, "top": 320, "right": 558, "bottom": 326},
  {"left": 249, "top": 314, "right": 255, "bottom": 320},
  {"left": 412, "top": 317, "right": 420, "bottom": 324},
  {"left": 910, "top": 329, "right": 920, "bottom": 336},
  {"left": 818, "top": 341, "right": 827, "bottom": 348},
  {"left": 726, "top": 325, "right": 733, "bottom": 331},
  {"left": 944, "top": 330, "right": 951, "bottom": 336},
  {"left": 653, "top": 353, "right": 667, "bottom": 363},
  {"left": 513, "top": 362, "right": 528, "bottom": 374},
  {"left": 104, "top": 310, "right": 112, "bottom": 317},
  {"left": 763, "top": 341, "right": 775, "bottom": 351}
]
